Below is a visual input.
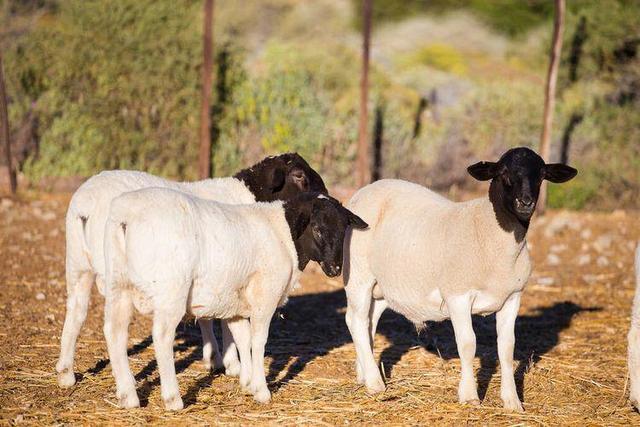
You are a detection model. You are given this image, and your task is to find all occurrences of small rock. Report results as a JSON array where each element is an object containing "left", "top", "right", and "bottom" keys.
[
  {"left": 45, "top": 313, "right": 55, "bottom": 322},
  {"left": 580, "top": 229, "right": 592, "bottom": 240},
  {"left": 21, "top": 231, "right": 32, "bottom": 241},
  {"left": 544, "top": 215, "right": 572, "bottom": 237},
  {"left": 596, "top": 256, "right": 609, "bottom": 267},
  {"left": 36, "top": 292, "right": 45, "bottom": 301},
  {"left": 583, "top": 274, "right": 600, "bottom": 284},
  {"left": 612, "top": 209, "right": 626, "bottom": 218},
  {"left": 546, "top": 253, "right": 561, "bottom": 266},
  {"left": 577, "top": 254, "right": 591, "bottom": 266},
  {"left": 550, "top": 244, "right": 568, "bottom": 253},
  {"left": 593, "top": 234, "right": 613, "bottom": 253},
  {"left": 49, "top": 229, "right": 60, "bottom": 238},
  {"left": 581, "top": 243, "right": 589, "bottom": 252},
  {"left": 1, "top": 198, "right": 14, "bottom": 209},
  {"left": 39, "top": 211, "right": 56, "bottom": 221},
  {"left": 537, "top": 277, "right": 555, "bottom": 286},
  {"left": 14, "top": 414, "right": 24, "bottom": 423}
]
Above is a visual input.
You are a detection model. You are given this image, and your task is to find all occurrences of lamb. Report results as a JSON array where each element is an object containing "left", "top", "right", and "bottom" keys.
[
  {"left": 56, "top": 153, "right": 327, "bottom": 388},
  {"left": 629, "top": 242, "right": 640, "bottom": 410},
  {"left": 343, "top": 147, "right": 576, "bottom": 412},
  {"left": 102, "top": 189, "right": 367, "bottom": 409}
]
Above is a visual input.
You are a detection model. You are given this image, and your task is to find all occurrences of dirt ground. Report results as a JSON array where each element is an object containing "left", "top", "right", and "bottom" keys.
[{"left": 1, "top": 192, "right": 639, "bottom": 425}]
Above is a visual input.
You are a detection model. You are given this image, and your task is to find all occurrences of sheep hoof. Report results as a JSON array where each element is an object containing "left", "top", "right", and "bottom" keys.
[
  {"left": 365, "top": 377, "right": 386, "bottom": 394},
  {"left": 502, "top": 397, "right": 524, "bottom": 412},
  {"left": 631, "top": 395, "right": 640, "bottom": 411},
  {"left": 163, "top": 395, "right": 184, "bottom": 411},
  {"left": 118, "top": 392, "right": 140, "bottom": 409},
  {"left": 461, "top": 398, "right": 481, "bottom": 406},
  {"left": 224, "top": 360, "right": 241, "bottom": 377},
  {"left": 212, "top": 354, "right": 225, "bottom": 372},
  {"left": 57, "top": 369, "right": 76, "bottom": 388},
  {"left": 253, "top": 388, "right": 271, "bottom": 404}
]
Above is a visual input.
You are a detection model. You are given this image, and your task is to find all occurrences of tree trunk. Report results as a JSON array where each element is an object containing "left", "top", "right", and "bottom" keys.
[
  {"left": 198, "top": 0, "right": 214, "bottom": 179},
  {"left": 356, "top": 0, "right": 372, "bottom": 187},
  {"left": 0, "top": 54, "right": 16, "bottom": 195},
  {"left": 371, "top": 105, "right": 383, "bottom": 182},
  {"left": 538, "top": 0, "right": 565, "bottom": 214}
]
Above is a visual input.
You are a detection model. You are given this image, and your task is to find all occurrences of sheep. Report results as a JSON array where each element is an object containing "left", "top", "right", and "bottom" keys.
[
  {"left": 629, "top": 242, "right": 640, "bottom": 410},
  {"left": 102, "top": 189, "right": 367, "bottom": 409},
  {"left": 56, "top": 153, "right": 327, "bottom": 388},
  {"left": 343, "top": 147, "right": 576, "bottom": 412}
]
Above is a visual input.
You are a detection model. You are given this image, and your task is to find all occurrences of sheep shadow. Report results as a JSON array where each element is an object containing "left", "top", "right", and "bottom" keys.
[
  {"left": 266, "top": 289, "right": 600, "bottom": 403},
  {"left": 82, "top": 290, "right": 598, "bottom": 406},
  {"left": 83, "top": 323, "right": 216, "bottom": 407}
]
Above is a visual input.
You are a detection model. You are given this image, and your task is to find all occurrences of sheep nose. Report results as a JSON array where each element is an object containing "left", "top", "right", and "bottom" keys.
[{"left": 518, "top": 196, "right": 533, "bottom": 207}]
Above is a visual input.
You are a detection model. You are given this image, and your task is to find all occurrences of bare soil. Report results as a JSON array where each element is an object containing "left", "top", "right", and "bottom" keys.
[{"left": 1, "top": 192, "right": 639, "bottom": 425}]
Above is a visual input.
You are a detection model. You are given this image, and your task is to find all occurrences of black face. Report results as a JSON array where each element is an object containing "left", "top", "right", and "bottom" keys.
[
  {"left": 284, "top": 193, "right": 368, "bottom": 277},
  {"left": 467, "top": 147, "right": 577, "bottom": 222},
  {"left": 234, "top": 153, "right": 328, "bottom": 202}
]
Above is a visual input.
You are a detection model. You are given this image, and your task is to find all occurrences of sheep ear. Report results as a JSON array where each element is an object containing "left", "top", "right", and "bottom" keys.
[
  {"left": 544, "top": 163, "right": 577, "bottom": 183},
  {"left": 467, "top": 161, "right": 500, "bottom": 181},
  {"left": 285, "top": 201, "right": 311, "bottom": 240},
  {"left": 347, "top": 210, "right": 368, "bottom": 229},
  {"left": 269, "top": 165, "right": 287, "bottom": 192}
]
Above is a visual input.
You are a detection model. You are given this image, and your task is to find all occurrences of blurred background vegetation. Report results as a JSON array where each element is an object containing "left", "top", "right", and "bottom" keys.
[{"left": 1, "top": 0, "right": 638, "bottom": 209}]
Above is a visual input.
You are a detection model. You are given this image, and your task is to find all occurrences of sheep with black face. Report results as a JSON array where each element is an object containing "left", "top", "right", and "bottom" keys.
[
  {"left": 57, "top": 153, "right": 327, "bottom": 388},
  {"left": 343, "top": 147, "right": 576, "bottom": 412},
  {"left": 102, "top": 189, "right": 366, "bottom": 409}
]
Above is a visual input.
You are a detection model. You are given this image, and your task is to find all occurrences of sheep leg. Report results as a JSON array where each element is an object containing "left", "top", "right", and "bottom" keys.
[
  {"left": 248, "top": 312, "right": 274, "bottom": 404},
  {"left": 629, "top": 244, "right": 640, "bottom": 410},
  {"left": 152, "top": 307, "right": 185, "bottom": 411},
  {"left": 346, "top": 285, "right": 385, "bottom": 394},
  {"left": 629, "top": 323, "right": 640, "bottom": 410},
  {"left": 221, "top": 320, "right": 241, "bottom": 377},
  {"left": 198, "top": 319, "right": 224, "bottom": 371},
  {"left": 496, "top": 292, "right": 523, "bottom": 412},
  {"left": 447, "top": 294, "right": 480, "bottom": 405},
  {"left": 356, "top": 298, "right": 387, "bottom": 384},
  {"left": 103, "top": 288, "right": 139, "bottom": 409},
  {"left": 56, "top": 270, "right": 94, "bottom": 388},
  {"left": 225, "top": 317, "right": 252, "bottom": 392}
]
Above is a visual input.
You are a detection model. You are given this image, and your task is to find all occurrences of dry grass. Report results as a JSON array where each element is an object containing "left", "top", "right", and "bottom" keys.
[{"left": 1, "top": 192, "right": 639, "bottom": 425}]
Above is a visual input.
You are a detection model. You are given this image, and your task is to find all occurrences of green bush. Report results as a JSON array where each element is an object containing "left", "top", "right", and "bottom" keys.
[{"left": 7, "top": 0, "right": 202, "bottom": 180}]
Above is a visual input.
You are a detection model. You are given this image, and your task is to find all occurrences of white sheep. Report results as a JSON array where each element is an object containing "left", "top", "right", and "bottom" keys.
[
  {"left": 629, "top": 242, "right": 640, "bottom": 410},
  {"left": 102, "top": 189, "right": 367, "bottom": 409},
  {"left": 343, "top": 147, "right": 576, "bottom": 411},
  {"left": 56, "top": 153, "right": 327, "bottom": 388}
]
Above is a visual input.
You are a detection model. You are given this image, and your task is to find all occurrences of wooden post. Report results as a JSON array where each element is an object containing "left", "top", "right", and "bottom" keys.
[
  {"left": 538, "top": 0, "right": 565, "bottom": 213},
  {"left": 0, "top": 54, "right": 16, "bottom": 195},
  {"left": 356, "top": 0, "right": 372, "bottom": 187},
  {"left": 198, "top": 0, "right": 214, "bottom": 179}
]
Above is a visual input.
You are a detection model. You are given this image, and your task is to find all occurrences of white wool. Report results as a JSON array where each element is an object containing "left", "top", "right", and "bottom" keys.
[
  {"left": 344, "top": 179, "right": 530, "bottom": 411},
  {"left": 66, "top": 170, "right": 254, "bottom": 284},
  {"left": 57, "top": 170, "right": 253, "bottom": 388},
  {"left": 103, "top": 188, "right": 301, "bottom": 409},
  {"left": 629, "top": 242, "right": 640, "bottom": 410}
]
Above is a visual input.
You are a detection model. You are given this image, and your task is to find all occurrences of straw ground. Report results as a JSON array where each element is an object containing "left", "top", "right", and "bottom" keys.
[{"left": 1, "top": 193, "right": 638, "bottom": 425}]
